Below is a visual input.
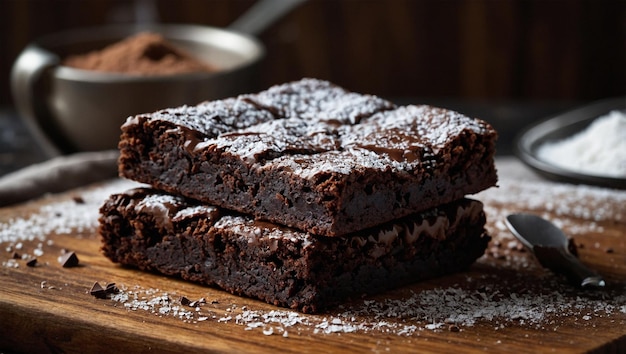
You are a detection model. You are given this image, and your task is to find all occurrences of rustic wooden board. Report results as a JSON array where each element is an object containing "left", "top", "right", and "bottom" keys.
[{"left": 1, "top": 158, "right": 625, "bottom": 353}]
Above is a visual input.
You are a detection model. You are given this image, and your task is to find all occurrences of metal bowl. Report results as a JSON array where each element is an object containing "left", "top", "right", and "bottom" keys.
[{"left": 514, "top": 96, "right": 626, "bottom": 189}]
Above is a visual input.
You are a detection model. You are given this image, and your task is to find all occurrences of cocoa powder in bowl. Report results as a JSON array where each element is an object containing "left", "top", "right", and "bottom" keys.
[{"left": 63, "top": 32, "right": 217, "bottom": 75}]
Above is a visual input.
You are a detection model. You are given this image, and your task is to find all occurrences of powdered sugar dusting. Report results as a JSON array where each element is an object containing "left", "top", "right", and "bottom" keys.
[
  {"left": 127, "top": 78, "right": 495, "bottom": 176},
  {"left": 131, "top": 98, "right": 275, "bottom": 138},
  {"left": 355, "top": 105, "right": 492, "bottom": 154},
  {"left": 245, "top": 78, "right": 396, "bottom": 124}
]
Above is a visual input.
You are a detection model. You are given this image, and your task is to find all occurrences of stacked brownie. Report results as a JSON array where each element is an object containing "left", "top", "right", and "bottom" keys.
[{"left": 98, "top": 78, "right": 497, "bottom": 313}]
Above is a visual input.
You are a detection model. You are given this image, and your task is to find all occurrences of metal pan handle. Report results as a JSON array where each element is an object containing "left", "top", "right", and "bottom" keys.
[
  {"left": 10, "top": 43, "right": 63, "bottom": 157},
  {"left": 228, "top": 0, "right": 307, "bottom": 36}
]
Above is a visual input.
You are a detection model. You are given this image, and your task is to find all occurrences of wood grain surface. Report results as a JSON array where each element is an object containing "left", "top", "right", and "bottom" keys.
[{"left": 1, "top": 158, "right": 625, "bottom": 353}]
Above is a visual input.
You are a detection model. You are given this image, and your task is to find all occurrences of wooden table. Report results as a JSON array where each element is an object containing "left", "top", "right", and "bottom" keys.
[{"left": 1, "top": 157, "right": 624, "bottom": 353}]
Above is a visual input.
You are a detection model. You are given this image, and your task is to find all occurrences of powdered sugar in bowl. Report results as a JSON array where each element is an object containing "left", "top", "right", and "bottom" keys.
[{"left": 515, "top": 97, "right": 626, "bottom": 189}]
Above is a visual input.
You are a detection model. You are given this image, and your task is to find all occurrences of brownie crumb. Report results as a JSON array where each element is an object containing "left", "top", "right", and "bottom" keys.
[
  {"left": 26, "top": 258, "right": 37, "bottom": 267},
  {"left": 59, "top": 251, "right": 79, "bottom": 268},
  {"left": 11, "top": 252, "right": 21, "bottom": 259}
]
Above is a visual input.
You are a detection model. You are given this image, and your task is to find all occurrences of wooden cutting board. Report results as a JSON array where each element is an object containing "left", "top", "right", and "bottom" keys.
[{"left": 1, "top": 158, "right": 625, "bottom": 353}]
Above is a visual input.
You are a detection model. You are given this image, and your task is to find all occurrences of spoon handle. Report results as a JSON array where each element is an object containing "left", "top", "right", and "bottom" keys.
[{"left": 533, "top": 246, "right": 606, "bottom": 288}]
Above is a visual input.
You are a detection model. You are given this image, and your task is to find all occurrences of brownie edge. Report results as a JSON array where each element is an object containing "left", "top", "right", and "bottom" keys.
[{"left": 99, "top": 188, "right": 491, "bottom": 313}]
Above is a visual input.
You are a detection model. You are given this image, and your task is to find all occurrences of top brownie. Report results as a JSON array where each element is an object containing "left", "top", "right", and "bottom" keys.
[{"left": 118, "top": 78, "right": 498, "bottom": 236}]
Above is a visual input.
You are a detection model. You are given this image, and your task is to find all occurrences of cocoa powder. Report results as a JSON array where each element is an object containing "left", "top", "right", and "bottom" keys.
[{"left": 63, "top": 32, "right": 216, "bottom": 75}]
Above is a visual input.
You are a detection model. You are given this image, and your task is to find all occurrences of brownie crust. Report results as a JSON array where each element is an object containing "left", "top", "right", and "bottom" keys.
[
  {"left": 118, "top": 79, "right": 498, "bottom": 236},
  {"left": 99, "top": 188, "right": 491, "bottom": 313}
]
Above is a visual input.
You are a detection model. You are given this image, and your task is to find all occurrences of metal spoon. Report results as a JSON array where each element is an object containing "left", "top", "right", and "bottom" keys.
[{"left": 505, "top": 213, "right": 605, "bottom": 288}]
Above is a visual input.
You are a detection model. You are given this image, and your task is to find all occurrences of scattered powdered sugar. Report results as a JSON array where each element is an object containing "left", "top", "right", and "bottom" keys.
[
  {"left": 0, "top": 179, "right": 140, "bottom": 249},
  {"left": 105, "top": 277, "right": 626, "bottom": 337},
  {"left": 536, "top": 110, "right": 626, "bottom": 177},
  {"left": 475, "top": 171, "right": 626, "bottom": 224},
  {"left": 110, "top": 286, "right": 197, "bottom": 322}
]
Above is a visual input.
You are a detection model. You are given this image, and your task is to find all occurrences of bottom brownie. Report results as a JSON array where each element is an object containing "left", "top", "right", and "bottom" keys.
[{"left": 98, "top": 188, "right": 490, "bottom": 313}]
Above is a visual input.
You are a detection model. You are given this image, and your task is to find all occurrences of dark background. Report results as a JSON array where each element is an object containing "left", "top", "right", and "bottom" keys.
[{"left": 1, "top": 0, "right": 625, "bottom": 107}]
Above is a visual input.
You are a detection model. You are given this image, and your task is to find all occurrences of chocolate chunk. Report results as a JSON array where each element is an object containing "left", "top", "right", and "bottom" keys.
[
  {"left": 90, "top": 282, "right": 119, "bottom": 299},
  {"left": 26, "top": 258, "right": 37, "bottom": 267},
  {"left": 90, "top": 282, "right": 107, "bottom": 299},
  {"left": 179, "top": 296, "right": 191, "bottom": 306},
  {"left": 12, "top": 252, "right": 21, "bottom": 259},
  {"left": 59, "top": 251, "right": 79, "bottom": 268},
  {"left": 105, "top": 283, "right": 119, "bottom": 294}
]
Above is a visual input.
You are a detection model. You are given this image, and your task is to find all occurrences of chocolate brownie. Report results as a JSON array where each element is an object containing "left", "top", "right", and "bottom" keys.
[
  {"left": 99, "top": 188, "right": 490, "bottom": 313},
  {"left": 118, "top": 78, "right": 498, "bottom": 236}
]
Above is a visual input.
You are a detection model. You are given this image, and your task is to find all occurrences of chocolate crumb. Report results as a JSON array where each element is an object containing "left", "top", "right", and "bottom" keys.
[
  {"left": 72, "top": 196, "right": 85, "bottom": 204},
  {"left": 105, "top": 283, "right": 119, "bottom": 294},
  {"left": 567, "top": 238, "right": 579, "bottom": 257},
  {"left": 12, "top": 252, "right": 21, "bottom": 259},
  {"left": 448, "top": 324, "right": 460, "bottom": 332},
  {"left": 26, "top": 258, "right": 37, "bottom": 267},
  {"left": 90, "top": 282, "right": 107, "bottom": 299},
  {"left": 605, "top": 248, "right": 614, "bottom": 254},
  {"left": 59, "top": 251, "right": 79, "bottom": 268},
  {"left": 188, "top": 298, "right": 207, "bottom": 307},
  {"left": 180, "top": 296, "right": 191, "bottom": 306}
]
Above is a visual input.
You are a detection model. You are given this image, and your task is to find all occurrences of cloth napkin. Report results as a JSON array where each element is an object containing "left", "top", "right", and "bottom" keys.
[{"left": 0, "top": 150, "right": 119, "bottom": 207}]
